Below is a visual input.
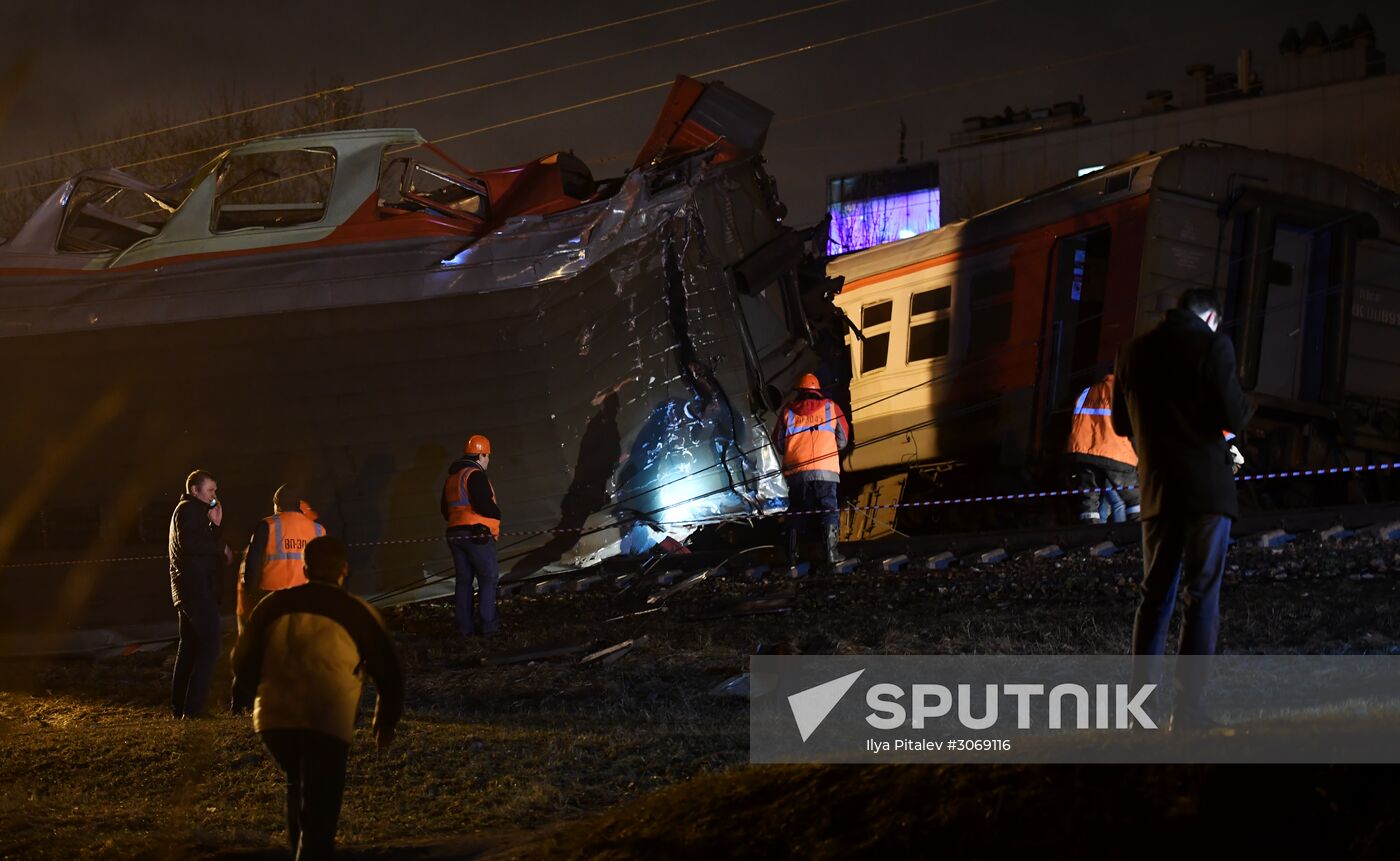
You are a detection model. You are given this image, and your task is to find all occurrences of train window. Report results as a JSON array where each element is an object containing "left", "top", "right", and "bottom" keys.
[
  {"left": 861, "top": 332, "right": 890, "bottom": 372},
  {"left": 970, "top": 268, "right": 1014, "bottom": 299},
  {"left": 908, "top": 319, "right": 951, "bottom": 362},
  {"left": 968, "top": 266, "right": 1015, "bottom": 352},
  {"left": 858, "top": 299, "right": 894, "bottom": 373},
  {"left": 861, "top": 301, "right": 893, "bottom": 328},
  {"left": 969, "top": 303, "right": 1013, "bottom": 351},
  {"left": 911, "top": 286, "right": 951, "bottom": 315},
  {"left": 908, "top": 286, "right": 952, "bottom": 363}
]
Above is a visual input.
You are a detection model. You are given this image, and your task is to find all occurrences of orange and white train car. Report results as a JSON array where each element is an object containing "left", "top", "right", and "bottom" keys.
[{"left": 828, "top": 143, "right": 1400, "bottom": 527}]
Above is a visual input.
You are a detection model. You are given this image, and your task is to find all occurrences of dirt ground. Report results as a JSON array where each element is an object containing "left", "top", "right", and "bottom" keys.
[{"left": 2, "top": 531, "right": 1398, "bottom": 859}]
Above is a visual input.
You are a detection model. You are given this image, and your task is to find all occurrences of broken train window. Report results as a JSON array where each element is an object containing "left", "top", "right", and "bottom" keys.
[
  {"left": 379, "top": 153, "right": 489, "bottom": 221},
  {"left": 212, "top": 147, "right": 336, "bottom": 232},
  {"left": 56, "top": 178, "right": 181, "bottom": 254}
]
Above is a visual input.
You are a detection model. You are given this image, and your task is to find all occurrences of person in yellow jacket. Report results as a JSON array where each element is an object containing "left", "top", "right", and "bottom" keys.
[
  {"left": 442, "top": 435, "right": 501, "bottom": 636},
  {"left": 1065, "top": 373, "right": 1141, "bottom": 523},
  {"left": 232, "top": 536, "right": 402, "bottom": 861},
  {"left": 772, "top": 373, "right": 849, "bottom": 570}
]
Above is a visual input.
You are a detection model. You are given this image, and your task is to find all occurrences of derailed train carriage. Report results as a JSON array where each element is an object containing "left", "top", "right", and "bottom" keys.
[
  {"left": 828, "top": 143, "right": 1400, "bottom": 537},
  {"left": 0, "top": 77, "right": 826, "bottom": 646}
]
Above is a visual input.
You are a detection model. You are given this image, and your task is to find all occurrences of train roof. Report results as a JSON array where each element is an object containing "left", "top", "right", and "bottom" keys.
[{"left": 829, "top": 143, "right": 1400, "bottom": 287}]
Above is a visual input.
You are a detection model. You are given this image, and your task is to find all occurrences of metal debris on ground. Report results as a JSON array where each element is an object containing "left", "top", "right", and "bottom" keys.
[
  {"left": 653, "top": 569, "right": 684, "bottom": 587},
  {"left": 710, "top": 673, "right": 751, "bottom": 697},
  {"left": 604, "top": 606, "right": 669, "bottom": 623},
  {"left": 647, "top": 566, "right": 726, "bottom": 605},
  {"left": 692, "top": 594, "right": 794, "bottom": 621},
  {"left": 481, "top": 640, "right": 594, "bottom": 667},
  {"left": 580, "top": 636, "right": 647, "bottom": 666}
]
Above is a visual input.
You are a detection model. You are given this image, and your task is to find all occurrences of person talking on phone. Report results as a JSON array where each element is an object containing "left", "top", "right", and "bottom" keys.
[{"left": 168, "top": 468, "right": 233, "bottom": 718}]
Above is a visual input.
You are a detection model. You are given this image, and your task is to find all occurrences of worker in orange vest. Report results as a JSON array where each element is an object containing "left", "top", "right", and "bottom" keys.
[
  {"left": 773, "top": 372, "right": 850, "bottom": 572},
  {"left": 232, "top": 483, "right": 326, "bottom": 713},
  {"left": 1065, "top": 373, "right": 1141, "bottom": 523},
  {"left": 442, "top": 435, "right": 501, "bottom": 636},
  {"left": 237, "top": 484, "right": 327, "bottom": 625}
]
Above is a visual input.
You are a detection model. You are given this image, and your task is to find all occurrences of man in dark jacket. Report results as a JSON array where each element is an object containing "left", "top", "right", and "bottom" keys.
[
  {"left": 169, "top": 469, "right": 232, "bottom": 719},
  {"left": 232, "top": 536, "right": 403, "bottom": 861},
  {"left": 1112, "top": 288, "right": 1252, "bottom": 728}
]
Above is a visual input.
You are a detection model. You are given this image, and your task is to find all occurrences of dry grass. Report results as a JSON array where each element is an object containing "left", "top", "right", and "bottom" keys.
[{"left": 1, "top": 532, "right": 1398, "bottom": 858}]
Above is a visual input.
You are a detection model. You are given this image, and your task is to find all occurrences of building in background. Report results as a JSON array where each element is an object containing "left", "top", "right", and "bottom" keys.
[
  {"left": 939, "top": 15, "right": 1397, "bottom": 221},
  {"left": 826, "top": 160, "right": 939, "bottom": 255}
]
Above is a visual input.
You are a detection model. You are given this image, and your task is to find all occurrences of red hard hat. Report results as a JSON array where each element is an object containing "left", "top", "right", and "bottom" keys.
[
  {"left": 797, "top": 372, "right": 821, "bottom": 391},
  {"left": 464, "top": 434, "right": 491, "bottom": 455}
]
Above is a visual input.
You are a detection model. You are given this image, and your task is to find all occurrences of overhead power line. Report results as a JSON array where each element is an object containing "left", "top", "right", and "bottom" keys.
[
  {"left": 0, "top": 0, "right": 862, "bottom": 196},
  {"left": 429, "top": 0, "right": 1002, "bottom": 147},
  {"left": 0, "top": 0, "right": 720, "bottom": 174}
]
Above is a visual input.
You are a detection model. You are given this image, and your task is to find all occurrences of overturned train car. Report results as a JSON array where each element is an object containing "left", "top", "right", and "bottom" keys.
[
  {"left": 829, "top": 144, "right": 1400, "bottom": 535},
  {"left": 0, "top": 77, "right": 822, "bottom": 644}
]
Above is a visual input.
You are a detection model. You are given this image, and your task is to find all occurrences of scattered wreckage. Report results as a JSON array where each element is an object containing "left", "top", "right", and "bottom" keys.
[{"left": 0, "top": 76, "right": 832, "bottom": 651}]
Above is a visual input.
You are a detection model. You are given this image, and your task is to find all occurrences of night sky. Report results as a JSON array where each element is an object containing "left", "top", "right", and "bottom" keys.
[{"left": 1, "top": 0, "right": 1394, "bottom": 223}]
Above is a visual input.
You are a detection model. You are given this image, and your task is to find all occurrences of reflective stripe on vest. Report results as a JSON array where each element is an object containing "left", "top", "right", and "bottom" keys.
[
  {"left": 782, "top": 400, "right": 841, "bottom": 476},
  {"left": 259, "top": 512, "right": 325, "bottom": 591},
  {"left": 443, "top": 465, "right": 501, "bottom": 537},
  {"left": 1066, "top": 376, "right": 1137, "bottom": 467}
]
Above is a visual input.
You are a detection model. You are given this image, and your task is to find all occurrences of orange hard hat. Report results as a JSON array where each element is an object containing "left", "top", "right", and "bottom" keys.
[
  {"left": 464, "top": 434, "right": 491, "bottom": 455},
  {"left": 796, "top": 372, "right": 821, "bottom": 391}
]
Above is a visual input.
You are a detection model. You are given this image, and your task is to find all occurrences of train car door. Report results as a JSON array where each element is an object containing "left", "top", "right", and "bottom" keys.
[
  {"left": 1035, "top": 228, "right": 1112, "bottom": 460},
  {"left": 1231, "top": 210, "right": 1350, "bottom": 405},
  {"left": 1347, "top": 238, "right": 1400, "bottom": 402}
]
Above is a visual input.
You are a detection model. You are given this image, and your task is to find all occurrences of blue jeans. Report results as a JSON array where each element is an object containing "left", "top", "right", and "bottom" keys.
[
  {"left": 447, "top": 533, "right": 498, "bottom": 635},
  {"left": 172, "top": 594, "right": 222, "bottom": 718},
  {"left": 1131, "top": 514, "right": 1232, "bottom": 717}
]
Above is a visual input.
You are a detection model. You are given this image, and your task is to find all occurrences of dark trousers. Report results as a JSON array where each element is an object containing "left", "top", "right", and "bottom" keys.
[
  {"left": 171, "top": 595, "right": 222, "bottom": 718},
  {"left": 1070, "top": 462, "right": 1141, "bottom": 522},
  {"left": 1131, "top": 514, "right": 1232, "bottom": 717},
  {"left": 787, "top": 478, "right": 839, "bottom": 532},
  {"left": 261, "top": 729, "right": 349, "bottom": 861},
  {"left": 448, "top": 534, "right": 498, "bottom": 635}
]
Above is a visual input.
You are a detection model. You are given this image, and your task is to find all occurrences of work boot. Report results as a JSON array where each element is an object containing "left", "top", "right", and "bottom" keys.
[
  {"left": 823, "top": 523, "right": 847, "bottom": 569},
  {"left": 785, "top": 526, "right": 800, "bottom": 567}
]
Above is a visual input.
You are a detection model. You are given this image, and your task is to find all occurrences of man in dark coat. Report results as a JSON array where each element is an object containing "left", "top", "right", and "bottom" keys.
[
  {"left": 1112, "top": 288, "right": 1251, "bottom": 728},
  {"left": 169, "top": 469, "right": 232, "bottom": 718}
]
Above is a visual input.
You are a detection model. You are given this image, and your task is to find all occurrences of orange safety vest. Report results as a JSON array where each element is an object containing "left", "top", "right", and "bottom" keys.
[
  {"left": 258, "top": 511, "right": 326, "bottom": 591},
  {"left": 782, "top": 400, "right": 842, "bottom": 476},
  {"left": 1067, "top": 375, "right": 1138, "bottom": 467},
  {"left": 443, "top": 465, "right": 500, "bottom": 537}
]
